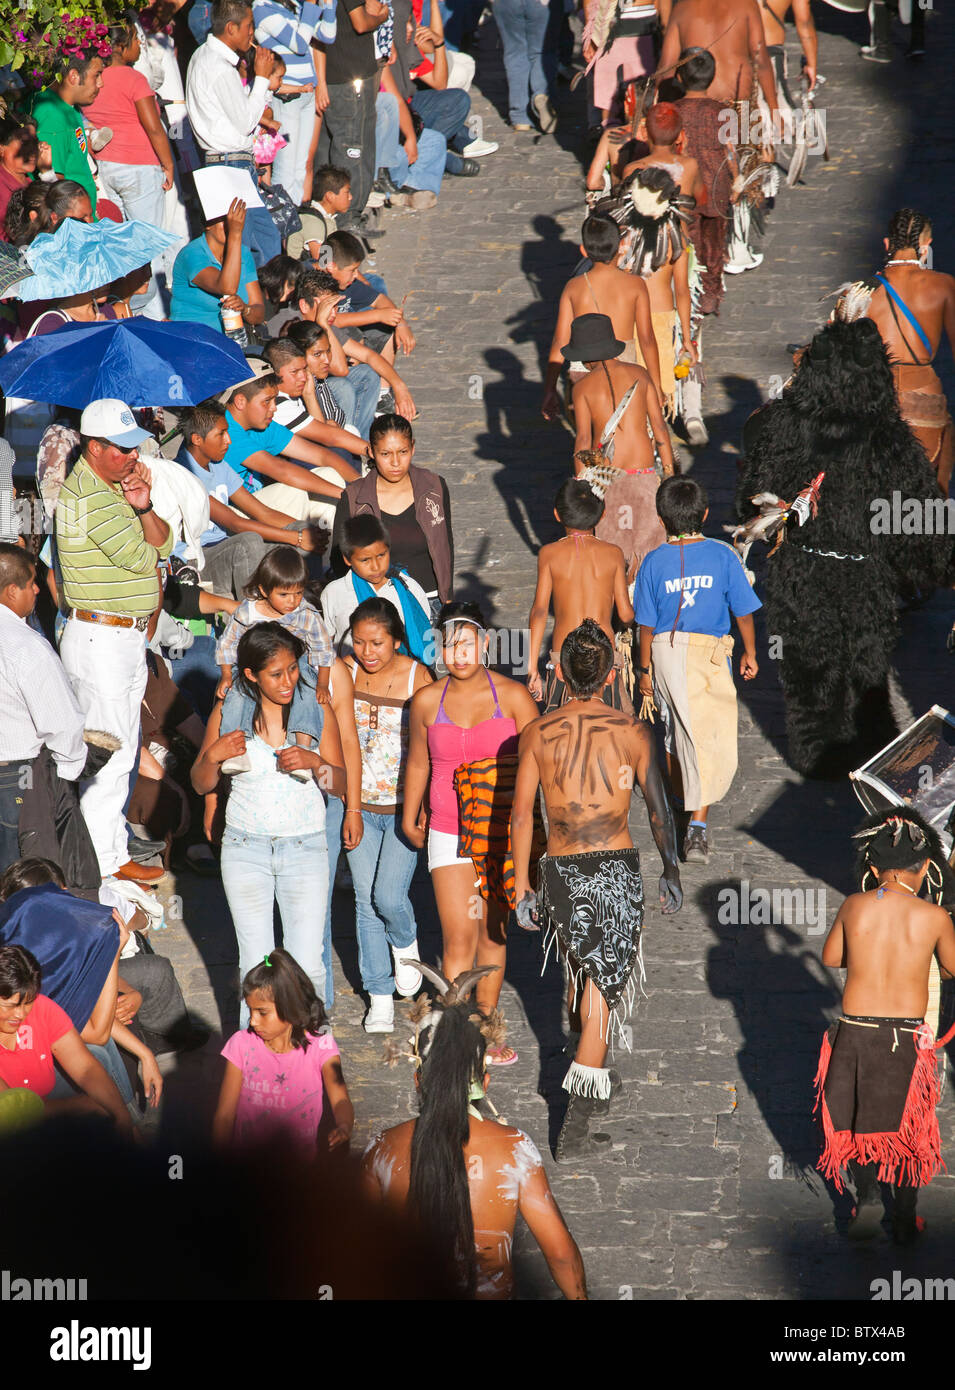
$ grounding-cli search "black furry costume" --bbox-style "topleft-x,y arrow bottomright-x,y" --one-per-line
736,319 -> 949,776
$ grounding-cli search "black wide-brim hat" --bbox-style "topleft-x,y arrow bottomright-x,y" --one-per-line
560,312 -> 627,362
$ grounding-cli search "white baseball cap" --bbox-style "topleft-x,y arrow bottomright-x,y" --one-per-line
80,399 -> 152,449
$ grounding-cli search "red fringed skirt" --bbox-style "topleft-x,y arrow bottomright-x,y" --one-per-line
814,1015 -> 945,1191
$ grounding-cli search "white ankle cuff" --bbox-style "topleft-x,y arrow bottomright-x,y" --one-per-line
563,1062 -> 611,1099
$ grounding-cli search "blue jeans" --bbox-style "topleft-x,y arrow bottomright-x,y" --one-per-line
96,161 -> 168,318
316,76 -> 378,220
325,362 -> 380,439
50,1038 -> 135,1107
168,633 -> 218,721
494,0 -> 553,125
346,810 -> 419,996
375,92 -> 447,196
221,826 -> 329,1025
323,793 -> 344,1008
410,88 -> 472,174
202,153 -> 280,268
220,657 -> 324,746
0,759 -> 29,874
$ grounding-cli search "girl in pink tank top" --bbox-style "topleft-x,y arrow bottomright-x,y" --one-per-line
403,604 -> 541,1065
426,670 -> 519,834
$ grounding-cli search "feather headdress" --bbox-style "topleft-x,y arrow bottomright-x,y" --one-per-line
852,808 -> 953,906
827,279 -> 877,324
594,166 -> 693,276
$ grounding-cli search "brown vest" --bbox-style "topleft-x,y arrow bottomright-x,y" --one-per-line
344,463 -> 453,603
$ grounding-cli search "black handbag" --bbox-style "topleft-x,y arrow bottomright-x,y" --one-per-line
261,182 -> 302,241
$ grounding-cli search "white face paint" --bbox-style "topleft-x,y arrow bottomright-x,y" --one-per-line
363,1133 -> 399,1193
496,1131 -> 543,1202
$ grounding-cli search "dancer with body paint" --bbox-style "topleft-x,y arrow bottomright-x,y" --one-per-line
511,620 -> 682,1162
362,966 -> 586,1299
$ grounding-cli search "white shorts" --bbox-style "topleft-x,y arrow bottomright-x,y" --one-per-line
427,828 -> 473,873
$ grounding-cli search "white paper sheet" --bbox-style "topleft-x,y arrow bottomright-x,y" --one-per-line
192,165 -> 265,221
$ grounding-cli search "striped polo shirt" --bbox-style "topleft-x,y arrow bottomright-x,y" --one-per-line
55,457 -> 174,620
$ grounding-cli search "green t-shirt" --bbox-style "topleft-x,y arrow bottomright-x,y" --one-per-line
31,91 -> 97,210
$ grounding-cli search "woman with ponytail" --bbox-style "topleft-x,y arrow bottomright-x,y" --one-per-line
362,968 -> 586,1299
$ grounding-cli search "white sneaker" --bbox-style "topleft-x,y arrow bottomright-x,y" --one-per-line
725,251 -> 764,274
461,137 -> 499,158
392,941 -> 422,997
685,417 -> 709,445
365,189 -> 387,208
221,754 -> 252,775
364,995 -> 395,1033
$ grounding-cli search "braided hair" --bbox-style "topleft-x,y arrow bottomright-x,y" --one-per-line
559,618 -> 614,698
886,208 -> 931,258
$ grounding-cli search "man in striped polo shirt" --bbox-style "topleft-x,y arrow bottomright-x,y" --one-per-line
56,399 -> 174,884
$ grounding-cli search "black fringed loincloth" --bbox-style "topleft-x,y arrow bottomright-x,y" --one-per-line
538,847 -> 645,1044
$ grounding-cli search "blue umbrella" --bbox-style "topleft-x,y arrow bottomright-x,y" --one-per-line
0,318 -> 252,408
16,218 -> 181,302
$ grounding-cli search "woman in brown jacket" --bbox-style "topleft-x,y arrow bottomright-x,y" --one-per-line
331,415 -> 453,612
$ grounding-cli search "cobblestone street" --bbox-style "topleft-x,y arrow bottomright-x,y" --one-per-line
156,6 -> 955,1299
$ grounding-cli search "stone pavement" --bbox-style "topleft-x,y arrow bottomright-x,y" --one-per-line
153,7 -> 955,1299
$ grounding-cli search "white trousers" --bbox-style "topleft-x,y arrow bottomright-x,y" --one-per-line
59,619 -> 147,877
253,466 -> 344,529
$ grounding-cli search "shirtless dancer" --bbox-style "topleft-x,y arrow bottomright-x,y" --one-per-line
674,47 -> 737,318
625,106 -> 708,441
623,102 -> 705,200
613,165 -> 697,435
362,970 -> 586,1297
512,619 -> 683,1161
568,312 -> 675,574
816,809 -> 955,1245
658,0 -> 778,114
857,209 -> 955,494
542,213 -> 662,417
659,0 -> 777,277
527,478 -> 635,711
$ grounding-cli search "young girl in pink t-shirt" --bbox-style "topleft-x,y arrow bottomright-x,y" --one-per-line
213,949 -> 353,1153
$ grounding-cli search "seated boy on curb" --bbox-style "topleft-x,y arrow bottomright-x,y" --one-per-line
264,337 -> 371,459
287,164 -> 352,260
294,268 -> 417,434
215,546 -> 335,778
320,514 -> 431,659
175,399 -> 319,600
319,230 -> 416,362
222,359 -> 354,533
526,478 -> 634,712
635,477 -> 759,864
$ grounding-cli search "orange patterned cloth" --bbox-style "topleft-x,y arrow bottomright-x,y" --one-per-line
453,754 -> 546,911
